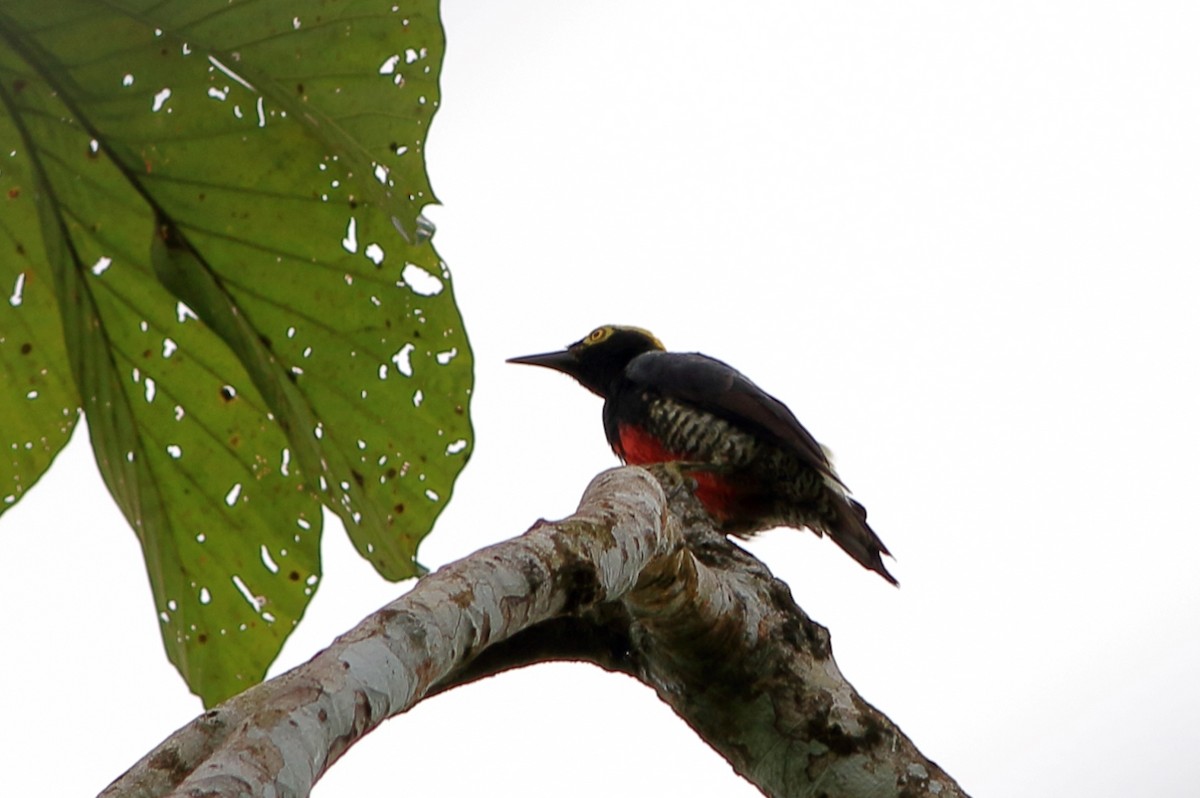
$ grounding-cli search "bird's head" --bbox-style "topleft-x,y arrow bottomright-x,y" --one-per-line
507,325 -> 665,396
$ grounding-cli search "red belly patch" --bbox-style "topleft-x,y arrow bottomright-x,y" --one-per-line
615,423 -> 742,523
616,423 -> 679,465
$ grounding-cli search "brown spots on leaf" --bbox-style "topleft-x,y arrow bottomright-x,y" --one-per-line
20,343 -> 32,355
15,243 -> 25,256
393,503 -> 405,514
197,633 -> 208,644
7,187 -> 19,199
143,349 -> 153,359
385,467 -> 398,480
288,570 -> 301,582
228,434 -> 241,448
11,79 -> 26,94
351,469 -> 365,487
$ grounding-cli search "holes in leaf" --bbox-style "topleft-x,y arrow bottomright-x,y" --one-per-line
208,55 -> 255,91
9,272 -> 25,306
231,575 -> 265,611
151,88 -> 172,112
400,263 -> 442,296
392,343 -> 415,377
341,217 -> 358,253
260,545 -> 279,574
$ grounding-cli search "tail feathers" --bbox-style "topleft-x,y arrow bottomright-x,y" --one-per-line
829,497 -> 898,586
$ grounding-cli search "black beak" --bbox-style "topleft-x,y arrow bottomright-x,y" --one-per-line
505,349 -> 578,375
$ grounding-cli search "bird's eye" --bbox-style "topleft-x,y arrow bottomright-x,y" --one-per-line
586,327 -> 609,344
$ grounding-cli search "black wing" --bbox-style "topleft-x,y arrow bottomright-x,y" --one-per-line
624,351 -> 843,486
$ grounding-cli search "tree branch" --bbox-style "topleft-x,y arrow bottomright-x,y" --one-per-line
101,466 -> 967,798
623,466 -> 966,796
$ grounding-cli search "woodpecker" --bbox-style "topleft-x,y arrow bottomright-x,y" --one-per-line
508,325 -> 897,585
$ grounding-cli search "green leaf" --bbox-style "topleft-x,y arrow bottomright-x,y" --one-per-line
0,152 -> 79,513
0,0 -> 472,705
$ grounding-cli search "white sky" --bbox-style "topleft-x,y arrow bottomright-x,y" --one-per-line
4,2 -> 1199,796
